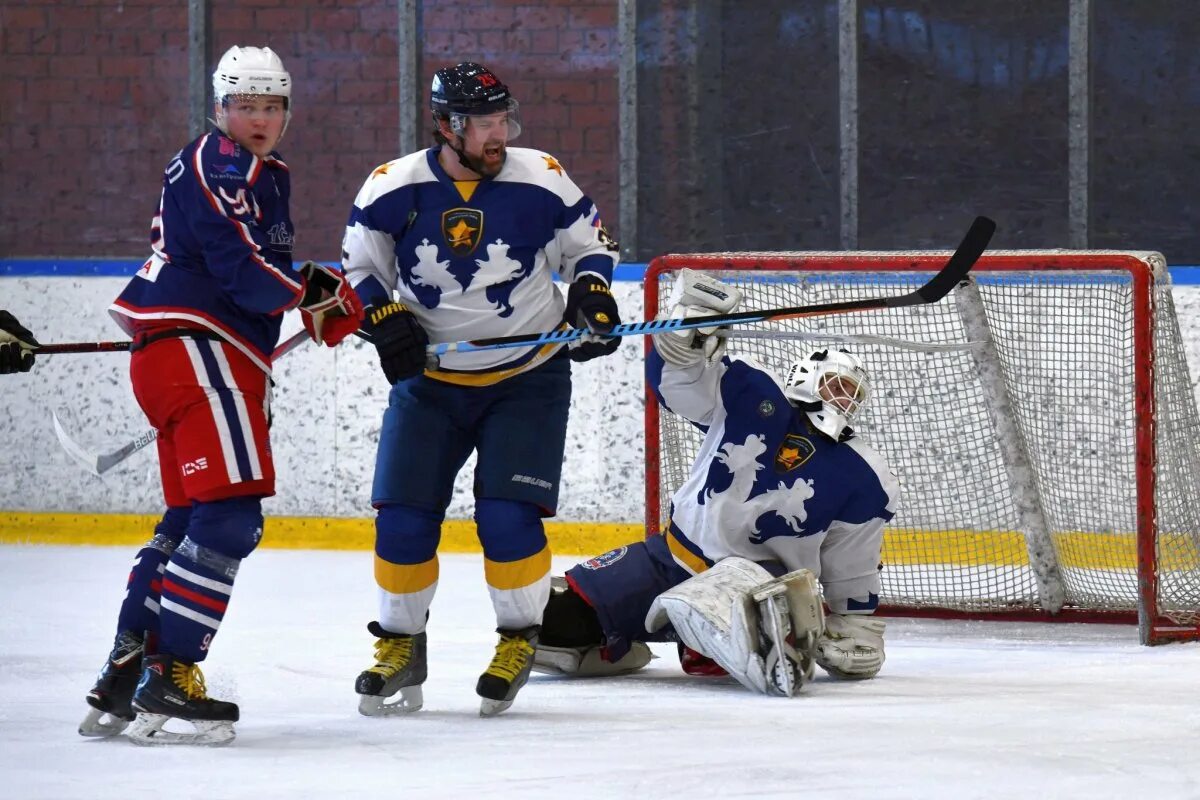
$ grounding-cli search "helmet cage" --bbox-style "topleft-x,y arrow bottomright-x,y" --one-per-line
782,349 -> 871,440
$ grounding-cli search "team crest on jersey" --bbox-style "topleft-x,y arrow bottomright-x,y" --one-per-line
442,207 -> 483,256
774,433 -> 815,472
758,399 -> 776,418
581,546 -> 628,570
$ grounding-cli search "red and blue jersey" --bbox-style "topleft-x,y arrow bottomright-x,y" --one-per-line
110,129 -> 305,373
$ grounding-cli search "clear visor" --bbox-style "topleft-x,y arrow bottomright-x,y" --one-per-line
448,98 -> 522,141
817,371 -> 868,419
219,93 -> 289,120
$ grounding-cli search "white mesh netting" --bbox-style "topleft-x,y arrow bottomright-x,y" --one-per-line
647,251 -> 1200,642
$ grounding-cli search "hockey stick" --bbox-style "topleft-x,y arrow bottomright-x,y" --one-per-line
428,215 -> 997,357
51,328 -> 313,476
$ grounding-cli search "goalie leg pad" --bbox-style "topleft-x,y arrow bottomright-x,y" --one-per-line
645,558 -> 823,697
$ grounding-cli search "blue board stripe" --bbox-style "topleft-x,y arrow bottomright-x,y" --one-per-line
4,259 -> 1200,284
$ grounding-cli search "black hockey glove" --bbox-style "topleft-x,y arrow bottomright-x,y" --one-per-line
0,310 -> 39,374
362,302 -> 430,384
563,277 -> 621,362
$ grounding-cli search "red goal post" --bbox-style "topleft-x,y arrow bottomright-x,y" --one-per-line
644,250 -> 1200,645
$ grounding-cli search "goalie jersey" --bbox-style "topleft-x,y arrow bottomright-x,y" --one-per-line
110,129 -> 304,374
650,350 -> 899,615
341,145 -> 619,384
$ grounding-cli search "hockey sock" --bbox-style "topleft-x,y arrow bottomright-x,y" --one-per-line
157,537 -> 240,663
114,506 -> 190,640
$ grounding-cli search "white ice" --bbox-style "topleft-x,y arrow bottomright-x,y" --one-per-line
3,545 -> 1199,800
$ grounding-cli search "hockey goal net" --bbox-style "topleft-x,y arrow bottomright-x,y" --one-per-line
644,251 -> 1200,645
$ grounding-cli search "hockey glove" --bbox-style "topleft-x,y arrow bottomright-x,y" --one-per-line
652,269 -> 743,367
563,276 -> 621,362
814,614 -> 886,680
297,261 -> 365,346
0,310 -> 39,374
363,302 -> 430,384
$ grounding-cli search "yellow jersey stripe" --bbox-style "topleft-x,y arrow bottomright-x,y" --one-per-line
666,529 -> 709,576
425,341 -> 563,387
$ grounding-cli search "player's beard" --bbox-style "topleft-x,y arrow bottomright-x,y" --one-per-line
464,141 -> 507,177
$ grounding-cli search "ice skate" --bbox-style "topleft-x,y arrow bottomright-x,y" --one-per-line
78,630 -> 143,738
476,625 -> 539,717
355,621 -> 427,716
126,654 -> 238,746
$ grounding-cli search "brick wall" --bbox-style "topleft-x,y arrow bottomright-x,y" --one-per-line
0,0 -> 621,260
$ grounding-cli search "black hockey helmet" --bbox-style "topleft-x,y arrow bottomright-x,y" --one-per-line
431,62 -> 514,117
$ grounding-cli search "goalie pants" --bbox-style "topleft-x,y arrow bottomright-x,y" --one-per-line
564,534 -> 693,661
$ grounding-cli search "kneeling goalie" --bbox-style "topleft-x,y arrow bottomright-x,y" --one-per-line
535,270 -> 897,695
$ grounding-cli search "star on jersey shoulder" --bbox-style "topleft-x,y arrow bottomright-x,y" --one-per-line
371,163 -> 390,178
542,155 -> 564,176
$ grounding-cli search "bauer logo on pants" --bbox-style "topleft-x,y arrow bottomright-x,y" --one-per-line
442,208 -> 483,256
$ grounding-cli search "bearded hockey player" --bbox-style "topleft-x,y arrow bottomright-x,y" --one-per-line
344,62 -> 622,717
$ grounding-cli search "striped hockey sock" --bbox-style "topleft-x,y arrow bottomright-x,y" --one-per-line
114,508 -> 189,639
157,537 -> 239,662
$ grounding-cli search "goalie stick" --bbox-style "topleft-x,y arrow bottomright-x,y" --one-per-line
51,328 -> 312,476
428,215 -> 997,357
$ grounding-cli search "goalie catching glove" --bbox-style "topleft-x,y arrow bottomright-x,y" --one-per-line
297,261 -> 365,346
652,269 -> 743,366
563,276 -> 621,362
0,311 -> 39,374
814,613 -> 886,680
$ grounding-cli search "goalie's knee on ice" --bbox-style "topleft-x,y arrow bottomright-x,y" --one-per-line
186,497 -> 263,559
645,558 -> 824,697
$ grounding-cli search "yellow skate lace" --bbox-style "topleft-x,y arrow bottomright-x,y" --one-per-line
171,661 -> 209,700
366,636 -> 414,678
484,634 -> 535,682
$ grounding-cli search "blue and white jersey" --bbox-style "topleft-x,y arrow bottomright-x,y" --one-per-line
110,129 -> 303,373
342,146 -> 619,384
650,349 -> 899,614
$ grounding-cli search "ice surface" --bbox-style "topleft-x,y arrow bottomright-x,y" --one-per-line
2,545 -> 1198,800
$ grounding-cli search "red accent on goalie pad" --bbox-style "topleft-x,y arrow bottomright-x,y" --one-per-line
130,337 -> 275,505
678,644 -> 728,677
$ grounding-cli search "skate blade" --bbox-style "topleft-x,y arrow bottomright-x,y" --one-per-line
479,697 -> 514,717
78,707 -> 131,738
126,713 -> 236,746
357,685 -> 423,716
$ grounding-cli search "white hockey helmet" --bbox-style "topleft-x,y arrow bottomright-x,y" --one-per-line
212,46 -> 292,136
782,348 -> 871,440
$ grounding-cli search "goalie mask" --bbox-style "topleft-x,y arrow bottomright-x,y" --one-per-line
782,349 -> 870,440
